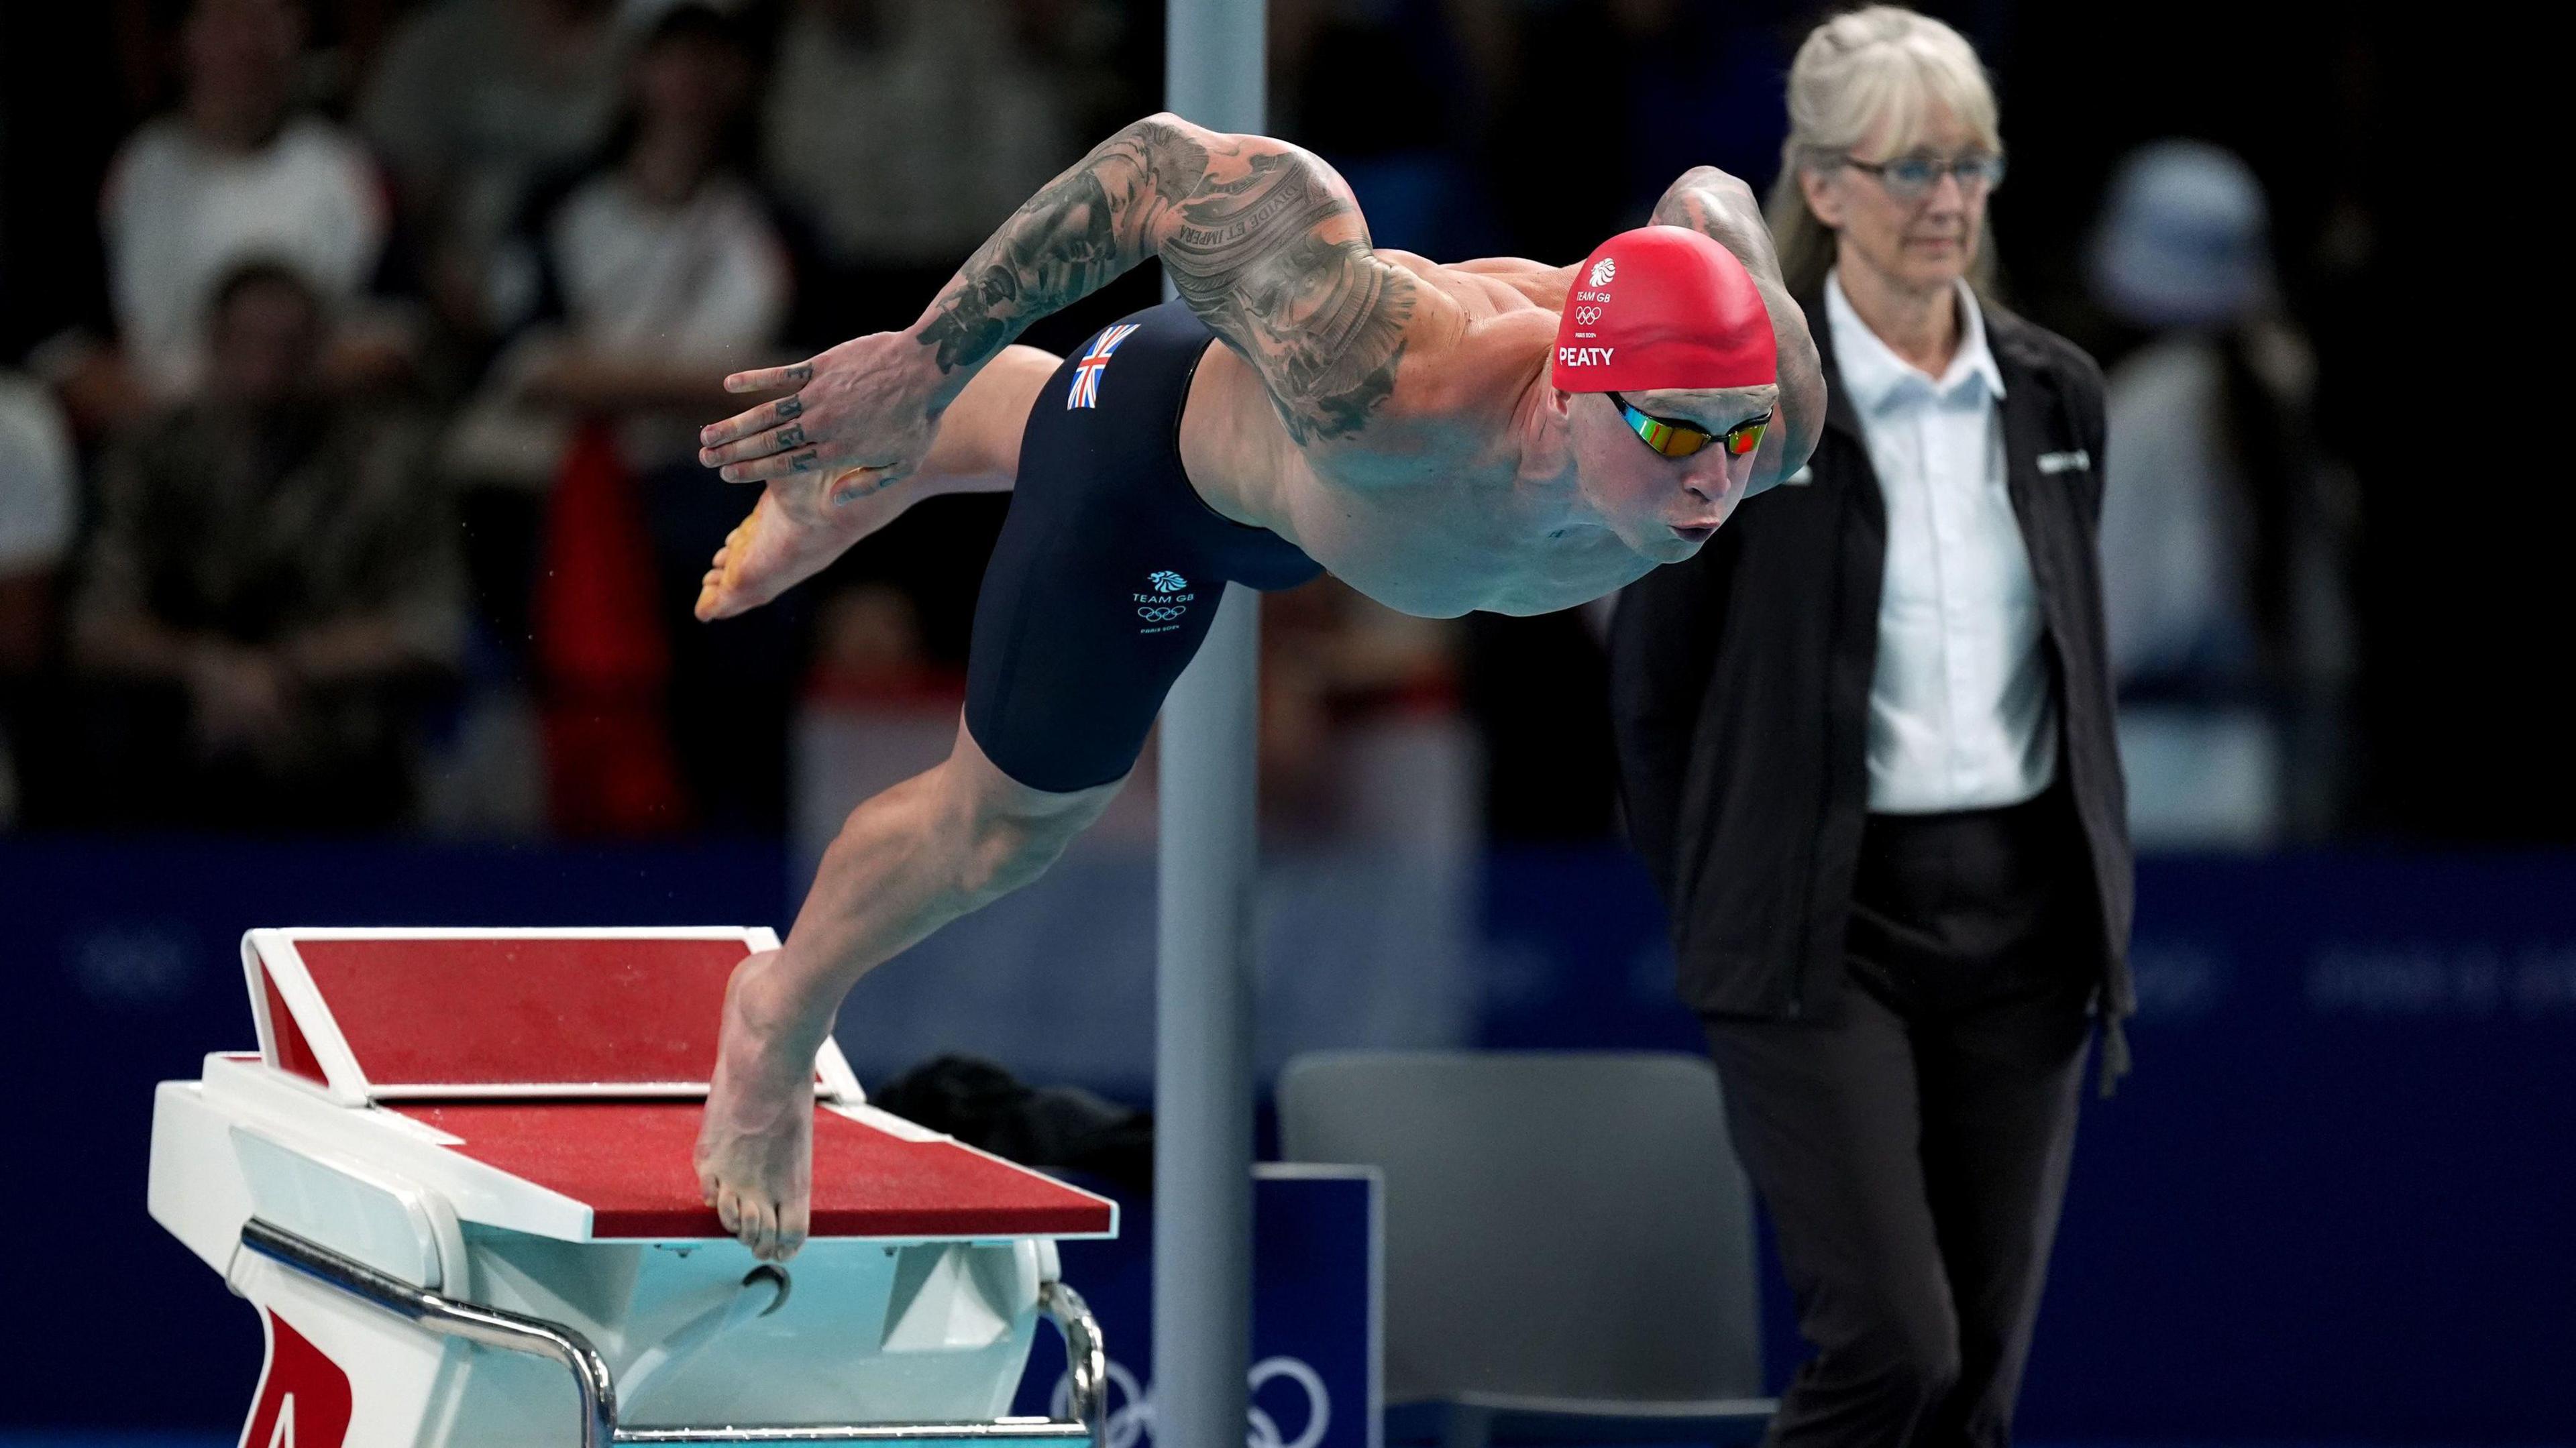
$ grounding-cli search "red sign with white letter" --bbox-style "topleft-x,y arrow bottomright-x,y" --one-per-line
241,1312 -> 352,1448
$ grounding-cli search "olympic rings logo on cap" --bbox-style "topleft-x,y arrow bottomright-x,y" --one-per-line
1138,605 -> 1187,624
1574,305 -> 1605,325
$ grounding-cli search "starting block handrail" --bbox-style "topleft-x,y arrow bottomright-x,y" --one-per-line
237,1217 -> 1104,1447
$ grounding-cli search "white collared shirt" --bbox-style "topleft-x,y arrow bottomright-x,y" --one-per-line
1826,271 -> 2059,814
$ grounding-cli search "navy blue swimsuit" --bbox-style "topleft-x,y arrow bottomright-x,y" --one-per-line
963,300 -> 1322,792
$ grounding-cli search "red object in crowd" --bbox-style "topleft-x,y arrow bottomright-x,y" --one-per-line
533,419 -> 688,834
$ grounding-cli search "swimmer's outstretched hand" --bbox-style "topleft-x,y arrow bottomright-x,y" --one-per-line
697,330 -> 947,500
692,331 -> 949,622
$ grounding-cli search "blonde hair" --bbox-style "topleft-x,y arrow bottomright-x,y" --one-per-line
1766,6 -> 2003,298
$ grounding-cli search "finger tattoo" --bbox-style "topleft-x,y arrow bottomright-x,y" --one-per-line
774,395 -> 803,421
784,364 -> 813,385
774,425 -> 806,449
787,449 -> 821,472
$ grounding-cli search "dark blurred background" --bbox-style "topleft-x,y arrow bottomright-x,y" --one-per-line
0,0 -> 2565,1442
0,0 -> 2553,848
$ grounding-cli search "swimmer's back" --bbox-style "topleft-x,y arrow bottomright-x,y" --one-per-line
1174,252 -> 1660,620
1175,249 -> 1567,506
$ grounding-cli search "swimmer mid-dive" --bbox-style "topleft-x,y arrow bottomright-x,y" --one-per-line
688,113 -> 1823,1260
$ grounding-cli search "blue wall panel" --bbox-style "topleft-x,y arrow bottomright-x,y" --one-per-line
2,836 -> 2568,1439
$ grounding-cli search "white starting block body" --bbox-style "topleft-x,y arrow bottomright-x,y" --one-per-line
148,928 -> 1116,1447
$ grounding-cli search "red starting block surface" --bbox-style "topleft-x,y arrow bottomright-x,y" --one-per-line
399,1101 -> 1115,1239
250,929 -> 848,1100
213,928 -> 1117,1243
297,935 -> 750,1089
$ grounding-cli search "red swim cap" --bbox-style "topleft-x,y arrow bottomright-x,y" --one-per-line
1552,225 -> 1776,394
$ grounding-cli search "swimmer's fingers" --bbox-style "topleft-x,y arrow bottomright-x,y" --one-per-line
714,447 -> 851,484
722,361 -> 814,396
716,452 -> 913,492
699,382 -> 810,451
698,411 -> 814,471
828,465 -> 900,506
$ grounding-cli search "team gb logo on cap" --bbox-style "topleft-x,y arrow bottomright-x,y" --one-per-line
1588,258 -> 1617,288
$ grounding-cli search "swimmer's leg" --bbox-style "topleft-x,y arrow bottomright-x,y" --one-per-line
696,713 -> 1120,1260
696,344 -> 1060,621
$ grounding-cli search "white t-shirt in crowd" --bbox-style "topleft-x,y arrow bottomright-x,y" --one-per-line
101,115 -> 388,398
1826,271 -> 2059,815
0,375 -> 76,575
547,174 -> 790,360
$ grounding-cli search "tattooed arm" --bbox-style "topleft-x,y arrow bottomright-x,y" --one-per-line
696,115 -> 1428,488
924,114 -> 1427,445
1651,167 -> 1825,490
1143,129 -> 1424,444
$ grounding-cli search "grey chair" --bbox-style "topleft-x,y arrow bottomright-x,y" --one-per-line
1278,1050 -> 1776,1448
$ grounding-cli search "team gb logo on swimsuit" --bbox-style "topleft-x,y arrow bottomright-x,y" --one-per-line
1136,570 -> 1195,634
1589,257 -> 1617,288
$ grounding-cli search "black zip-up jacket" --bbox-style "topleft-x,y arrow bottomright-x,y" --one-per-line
1609,290 -> 2136,1087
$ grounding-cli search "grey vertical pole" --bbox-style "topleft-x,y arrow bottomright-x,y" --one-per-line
1157,1 -> 1264,1445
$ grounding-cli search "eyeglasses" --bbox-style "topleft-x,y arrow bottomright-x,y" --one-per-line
1841,151 -> 2006,202
1607,392 -> 1770,460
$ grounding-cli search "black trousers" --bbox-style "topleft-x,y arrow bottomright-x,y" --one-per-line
1702,788 -> 2096,1448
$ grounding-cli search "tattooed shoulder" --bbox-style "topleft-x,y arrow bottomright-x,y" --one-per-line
1162,149 -> 1417,445
907,115 -> 1421,446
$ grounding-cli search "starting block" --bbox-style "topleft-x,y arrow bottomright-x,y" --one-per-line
148,927 -> 1117,1446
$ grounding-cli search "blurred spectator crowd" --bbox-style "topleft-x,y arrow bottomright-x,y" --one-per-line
0,0 -> 1164,836
0,0 -> 2404,848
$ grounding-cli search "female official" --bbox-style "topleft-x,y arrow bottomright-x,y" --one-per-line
1610,10 -> 2133,1444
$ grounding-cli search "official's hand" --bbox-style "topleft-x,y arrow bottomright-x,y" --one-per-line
696,331 -> 950,508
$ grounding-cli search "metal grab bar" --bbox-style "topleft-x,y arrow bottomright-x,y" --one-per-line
241,1217 -> 620,1445
1038,1280 -> 1108,1442
237,1217 -> 1104,1446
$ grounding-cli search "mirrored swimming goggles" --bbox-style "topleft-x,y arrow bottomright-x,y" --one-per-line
1607,392 -> 1771,459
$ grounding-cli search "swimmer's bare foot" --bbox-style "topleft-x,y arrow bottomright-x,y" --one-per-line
694,948 -> 818,1261
694,470 -> 917,622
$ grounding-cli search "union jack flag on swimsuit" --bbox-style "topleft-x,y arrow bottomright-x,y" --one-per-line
1067,323 -> 1142,410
